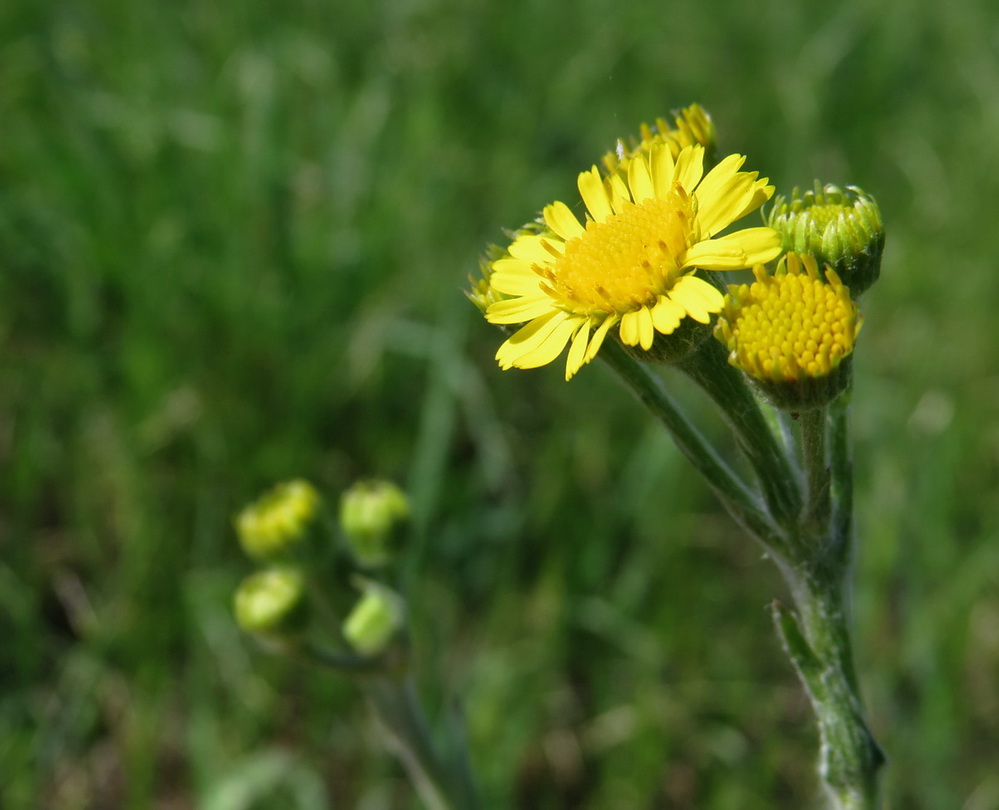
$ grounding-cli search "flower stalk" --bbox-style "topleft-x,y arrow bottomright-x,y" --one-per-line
362,674 -> 480,810
607,342 -> 884,806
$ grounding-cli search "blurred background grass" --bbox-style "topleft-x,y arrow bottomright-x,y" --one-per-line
2,0 -> 998,807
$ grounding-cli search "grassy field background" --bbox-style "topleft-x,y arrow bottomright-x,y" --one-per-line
2,0 -> 999,807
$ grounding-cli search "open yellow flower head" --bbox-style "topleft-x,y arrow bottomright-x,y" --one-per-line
602,104 -> 717,175
236,480 -> 321,560
484,144 -> 782,380
714,253 -> 862,410
768,183 -> 884,296
342,578 -> 405,657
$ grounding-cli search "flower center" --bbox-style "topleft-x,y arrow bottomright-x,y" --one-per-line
729,273 -> 855,379
543,191 -> 694,314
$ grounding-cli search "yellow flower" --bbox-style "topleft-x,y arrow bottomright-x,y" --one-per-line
484,144 -> 782,380
714,254 -> 861,409
602,104 -> 717,175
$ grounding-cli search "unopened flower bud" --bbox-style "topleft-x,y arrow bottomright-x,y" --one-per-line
233,567 -> 308,642
342,579 -> 405,657
714,254 -> 862,411
339,480 -> 410,568
236,480 -> 321,560
768,183 -> 884,296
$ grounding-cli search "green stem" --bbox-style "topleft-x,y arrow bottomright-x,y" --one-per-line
675,339 -> 803,529
600,340 -> 778,545
799,407 -> 831,538
363,675 -> 480,810
774,564 -> 885,809
775,392 -> 884,807
830,395 -> 853,553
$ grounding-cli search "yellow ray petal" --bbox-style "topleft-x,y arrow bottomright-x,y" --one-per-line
490,258 -> 537,280
682,228 -> 782,270
583,315 -> 617,363
543,201 -> 585,241
668,275 -> 723,322
619,307 -> 655,349
650,144 -> 677,197
486,296 -> 557,324
627,153 -> 655,204
489,270 -> 544,297
673,145 -> 705,193
607,173 -> 631,214
564,322 -> 592,380
578,167 -> 613,222
650,296 -> 685,334
693,153 -> 746,204
496,311 -> 564,367
505,316 -> 580,370
508,234 -> 562,264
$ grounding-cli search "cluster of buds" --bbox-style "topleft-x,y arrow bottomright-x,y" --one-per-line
232,477 -> 410,660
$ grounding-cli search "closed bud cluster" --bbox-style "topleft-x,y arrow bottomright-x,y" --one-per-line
339,480 -> 410,568
768,183 -> 884,296
602,104 -> 717,174
236,480 -> 321,560
342,579 -> 406,657
714,254 -> 862,411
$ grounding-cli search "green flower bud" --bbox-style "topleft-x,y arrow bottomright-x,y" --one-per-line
714,254 -> 862,411
342,579 -> 405,657
339,480 -> 409,568
233,567 -> 308,643
236,480 -> 321,560
767,183 -> 884,296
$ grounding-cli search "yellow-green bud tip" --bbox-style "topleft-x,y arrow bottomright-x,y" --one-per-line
714,254 -> 862,410
339,480 -> 410,567
342,579 -> 405,657
236,480 -> 321,560
767,182 -> 884,296
233,567 -> 308,639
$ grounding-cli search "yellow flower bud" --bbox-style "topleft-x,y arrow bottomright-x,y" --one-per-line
339,480 -> 409,567
235,480 -> 321,560
342,579 -> 405,657
233,567 -> 308,642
